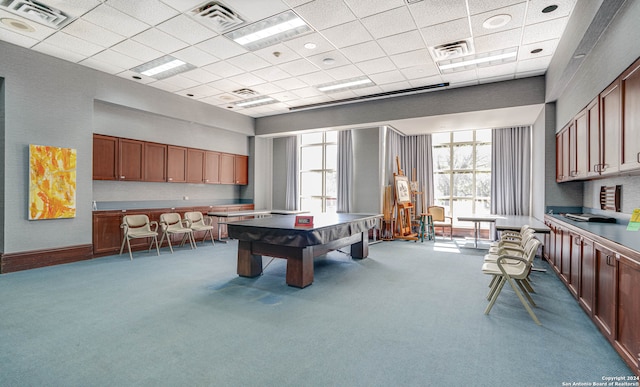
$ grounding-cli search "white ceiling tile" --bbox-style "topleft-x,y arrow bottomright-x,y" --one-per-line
327,90 -> 358,99
111,39 -> 163,62
157,74 -> 200,89
320,20 -> 372,49
467,0 -> 524,15
409,0 -> 468,28
203,61 -> 244,78
272,77 -> 309,90
291,87 -> 324,99
389,49 -> 431,69
252,66 -> 292,82
343,0 -> 405,18
295,0 -> 357,30
377,30 -> 426,56
158,0 -> 206,13
32,42 -> 87,63
516,55 -> 552,73
279,58 -> 321,76
297,71 -> 335,86
227,53 -> 272,72
117,70 -> 156,84
361,7 -> 417,39
356,57 -> 397,75
156,15 -> 217,45
0,10 -> 57,40
477,61 -> 517,78
180,68 -> 221,83
473,28 -> 521,53
226,0 -> 290,22
470,3 -> 526,37
400,63 -> 440,80
270,90 -> 299,102
208,78 -> 244,92
306,51 -> 350,70
132,28 -> 190,54
325,64 -> 364,80
89,49 -> 142,70
148,79 -> 184,92
408,75 -> 445,88
526,0 -> 576,24
181,83 -> 220,98
442,69 -> 478,84
80,56 -> 126,74
43,32 -> 104,57
420,18 -> 472,47
351,85 -> 383,96
368,70 -> 406,85
284,32 -> 335,56
522,18 -> 568,45
228,72 -> 267,87
519,39 -> 558,60
341,41 -> 385,63
0,25 -> 40,48
62,19 -> 125,48
253,43 -> 302,65
172,46 -> 219,67
42,0 -> 102,17
196,36 -> 248,60
251,82 -> 285,95
83,4 -> 150,37
106,0 -> 179,26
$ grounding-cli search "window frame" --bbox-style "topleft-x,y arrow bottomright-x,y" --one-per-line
298,131 -> 337,213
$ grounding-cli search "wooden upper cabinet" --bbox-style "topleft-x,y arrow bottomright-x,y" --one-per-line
586,97 -> 601,177
600,80 -> 621,175
187,148 -> 205,183
620,57 -> 640,171
144,142 -> 167,182
556,126 -> 570,182
167,145 -> 187,183
572,108 -> 588,180
118,138 -> 144,181
93,134 -> 118,180
204,151 -> 220,184
235,155 -> 248,185
220,153 -> 235,184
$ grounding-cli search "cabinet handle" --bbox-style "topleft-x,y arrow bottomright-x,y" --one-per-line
570,170 -> 577,177
637,152 -> 640,163
168,177 -> 173,181
120,175 -> 125,179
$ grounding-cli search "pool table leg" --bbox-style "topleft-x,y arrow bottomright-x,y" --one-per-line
286,247 -> 314,288
350,232 -> 369,259
237,240 -> 263,278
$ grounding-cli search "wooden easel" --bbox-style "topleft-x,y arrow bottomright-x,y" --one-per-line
394,157 -> 418,241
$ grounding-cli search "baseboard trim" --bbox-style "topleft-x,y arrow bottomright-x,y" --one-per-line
1,244 -> 93,274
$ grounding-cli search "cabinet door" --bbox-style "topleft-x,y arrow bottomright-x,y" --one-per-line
220,153 -> 235,184
187,149 -> 205,183
620,58 -> 640,171
572,109 -> 588,179
92,211 -> 123,256
594,243 -> 617,339
553,226 -> 563,273
579,236 -> 595,315
556,127 -> 570,182
144,142 -> 167,182
204,151 -> 220,184
561,228 -> 572,284
556,132 -> 564,182
601,80 -> 621,175
119,138 -> 144,181
568,232 -> 582,297
615,253 -> 640,372
235,155 -> 248,185
586,97 -> 601,177
167,146 -> 187,183
93,134 -> 118,180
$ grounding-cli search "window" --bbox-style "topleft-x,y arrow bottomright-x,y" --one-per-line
299,131 -> 337,213
432,129 -> 491,228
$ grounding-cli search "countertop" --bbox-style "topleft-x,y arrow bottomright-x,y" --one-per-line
547,214 -> 640,254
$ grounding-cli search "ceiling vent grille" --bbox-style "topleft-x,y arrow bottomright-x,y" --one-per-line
0,0 -> 72,28
429,39 -> 474,61
232,88 -> 259,97
190,1 -> 244,33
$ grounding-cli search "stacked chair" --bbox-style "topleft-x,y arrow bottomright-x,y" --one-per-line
159,213 -> 196,253
184,211 -> 215,247
481,225 -> 543,325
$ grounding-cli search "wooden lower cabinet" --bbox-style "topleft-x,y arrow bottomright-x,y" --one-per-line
92,211 -> 124,256
544,216 -> 640,375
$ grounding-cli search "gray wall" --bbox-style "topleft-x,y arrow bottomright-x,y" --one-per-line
352,127 -> 383,213
272,137 -> 288,211
531,107 -> 546,219
0,41 -> 253,254
0,77 -> 5,251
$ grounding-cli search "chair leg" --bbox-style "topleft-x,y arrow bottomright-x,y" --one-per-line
505,275 -> 541,325
521,277 -> 535,293
485,277 -> 506,314
516,279 -> 537,307
204,229 -> 215,246
126,238 -> 133,260
151,236 -> 160,256
119,236 -> 127,256
166,233 -> 174,253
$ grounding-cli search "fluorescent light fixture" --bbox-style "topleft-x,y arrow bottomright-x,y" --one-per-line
131,55 -> 195,80
437,48 -> 517,73
316,77 -> 374,93
224,10 -> 311,51
235,96 -> 277,108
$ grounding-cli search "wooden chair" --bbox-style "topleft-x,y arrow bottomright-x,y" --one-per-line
427,206 -> 453,239
119,214 -> 160,260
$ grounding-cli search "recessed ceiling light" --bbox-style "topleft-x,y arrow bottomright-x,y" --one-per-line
322,58 -> 336,65
131,55 -> 195,80
316,77 -> 374,93
186,93 -> 194,97
304,42 -> 316,49
224,10 -> 311,51
531,48 -> 543,54
542,5 -> 558,13
482,14 -> 511,29
1,17 -> 35,32
132,75 -> 142,80
437,48 -> 518,72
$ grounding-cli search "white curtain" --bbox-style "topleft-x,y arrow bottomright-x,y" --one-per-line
285,136 -> 298,210
491,126 -> 531,215
337,130 -> 353,213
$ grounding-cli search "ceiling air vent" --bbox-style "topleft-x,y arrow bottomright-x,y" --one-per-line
429,39 -> 474,61
232,88 -> 259,97
0,0 -> 72,28
190,1 -> 244,33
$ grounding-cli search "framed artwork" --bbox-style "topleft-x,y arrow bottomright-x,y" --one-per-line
29,144 -> 77,220
394,175 -> 411,205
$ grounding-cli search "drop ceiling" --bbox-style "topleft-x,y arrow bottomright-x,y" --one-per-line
0,0 -> 577,133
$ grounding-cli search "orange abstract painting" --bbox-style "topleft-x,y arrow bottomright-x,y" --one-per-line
29,144 -> 77,220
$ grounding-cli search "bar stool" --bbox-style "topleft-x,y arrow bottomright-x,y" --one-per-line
418,213 -> 435,242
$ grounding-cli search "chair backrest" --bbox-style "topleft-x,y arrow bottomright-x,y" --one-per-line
523,238 -> 541,263
123,214 -> 151,231
427,206 -> 446,222
184,211 -> 205,226
160,213 -> 183,230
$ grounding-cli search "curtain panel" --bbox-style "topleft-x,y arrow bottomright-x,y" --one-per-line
337,130 -> 353,213
491,126 -> 531,215
285,136 -> 299,210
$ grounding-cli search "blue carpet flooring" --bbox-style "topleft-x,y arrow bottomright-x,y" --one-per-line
0,238 -> 633,386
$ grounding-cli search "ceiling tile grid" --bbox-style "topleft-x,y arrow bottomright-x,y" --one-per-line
0,0 -> 578,117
